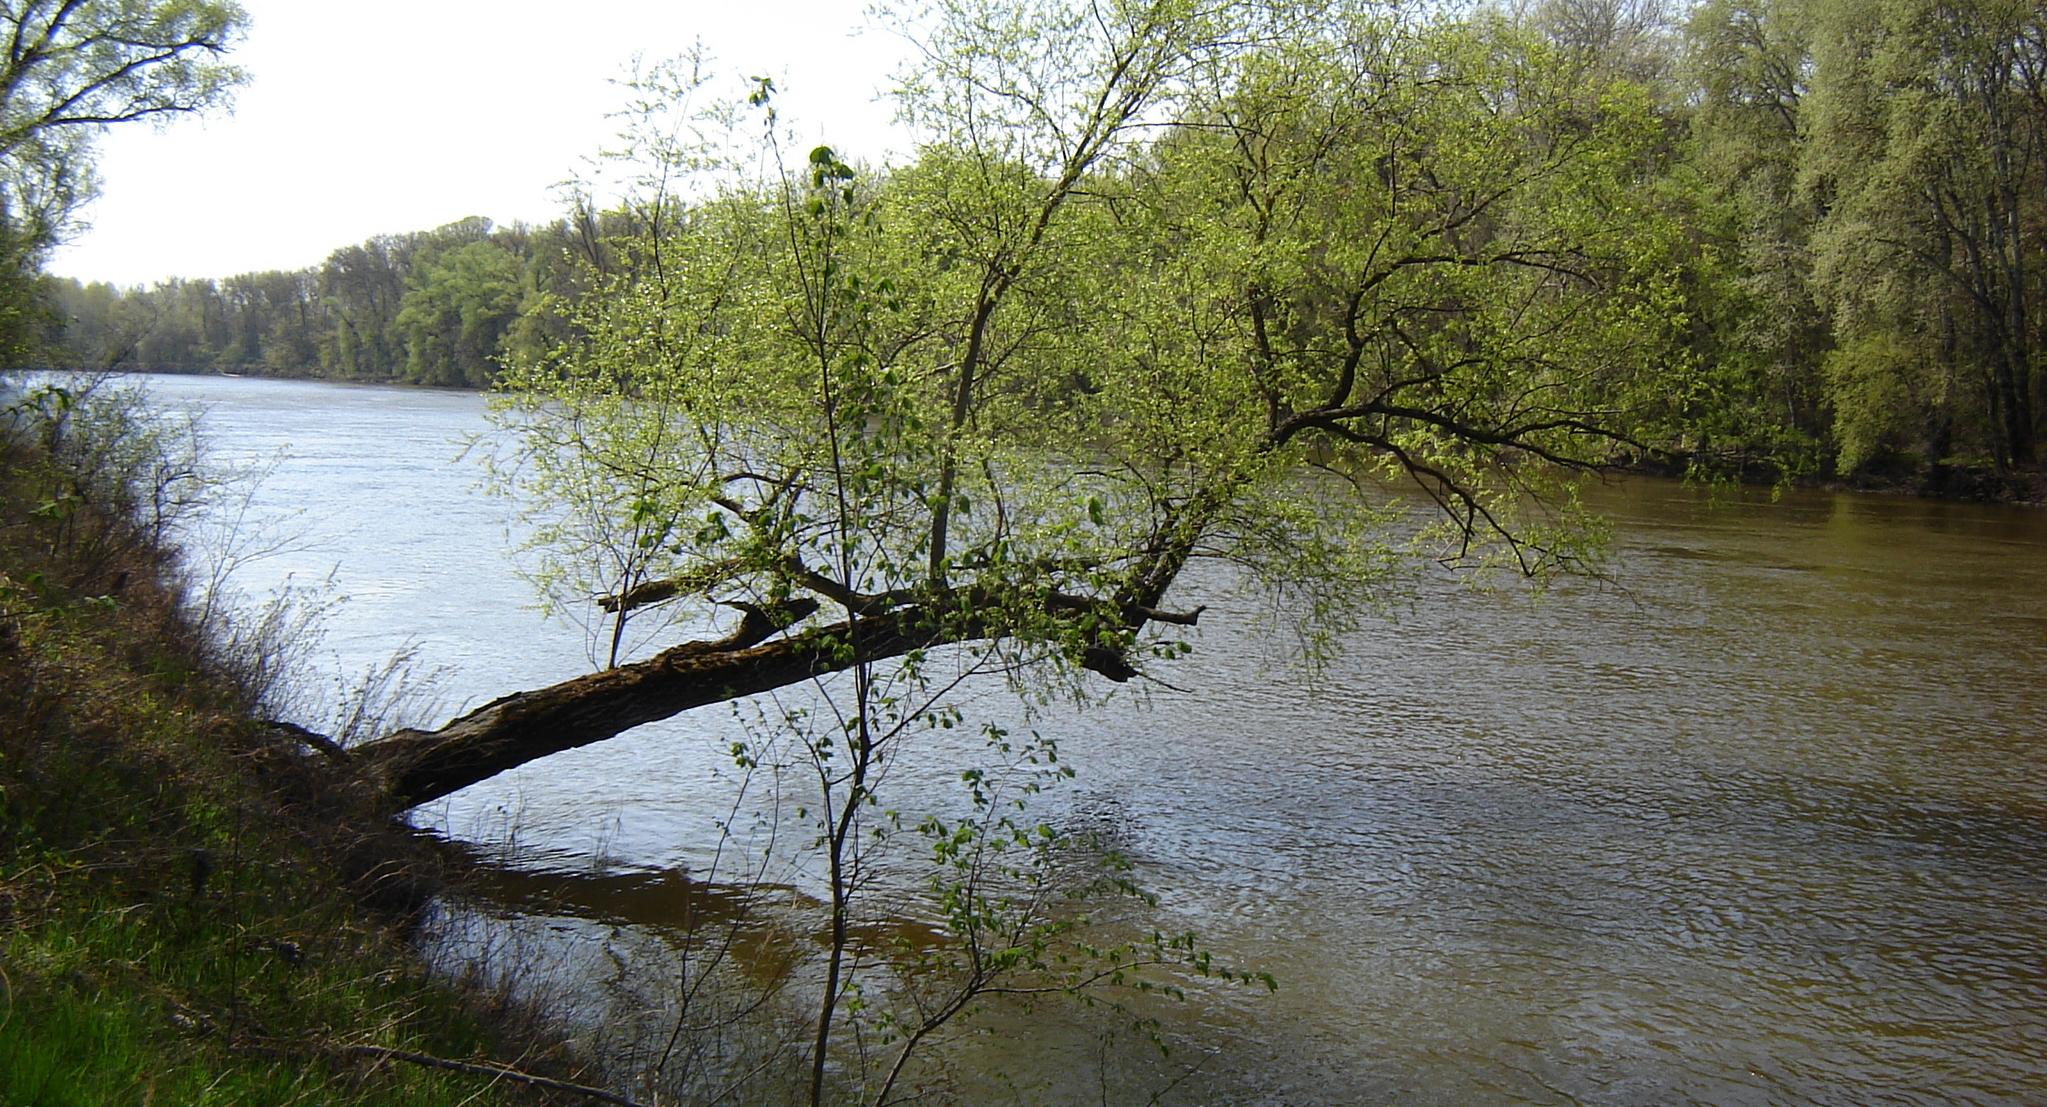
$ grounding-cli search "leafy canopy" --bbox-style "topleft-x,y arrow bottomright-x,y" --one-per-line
0,0 -> 246,361
494,0 -> 1698,682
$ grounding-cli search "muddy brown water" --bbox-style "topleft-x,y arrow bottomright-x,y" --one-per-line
140,374 -> 2046,1104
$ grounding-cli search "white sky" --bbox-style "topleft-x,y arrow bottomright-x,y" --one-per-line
46,0 -> 913,288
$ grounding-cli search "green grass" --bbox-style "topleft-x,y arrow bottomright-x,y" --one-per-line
0,884 -> 517,1107
0,415 -> 585,1105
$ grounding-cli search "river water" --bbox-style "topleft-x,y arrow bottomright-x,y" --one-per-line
134,374 -> 2046,1104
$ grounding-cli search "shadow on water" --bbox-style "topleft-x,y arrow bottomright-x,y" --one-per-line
428,833 -> 956,967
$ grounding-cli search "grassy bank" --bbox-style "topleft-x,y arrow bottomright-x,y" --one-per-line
0,381 -> 602,1106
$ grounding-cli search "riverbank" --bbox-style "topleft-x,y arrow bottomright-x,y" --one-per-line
0,384 -> 604,1105
1625,447 -> 2047,506
1833,458 -> 2047,505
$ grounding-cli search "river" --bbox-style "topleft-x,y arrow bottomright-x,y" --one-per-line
133,373 -> 2046,1105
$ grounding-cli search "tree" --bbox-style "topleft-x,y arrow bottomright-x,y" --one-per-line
393,233 -> 523,386
350,0 -> 1694,820
0,0 -> 246,359
31,215 -> 583,382
318,237 -> 410,378
1529,0 -> 1683,91
1676,0 -> 1831,467
1802,0 -> 2045,473
327,8 -> 1705,1097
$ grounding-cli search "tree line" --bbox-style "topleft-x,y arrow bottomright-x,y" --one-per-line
33,212 -> 605,387
20,0 -> 2047,488
1679,0 -> 2044,483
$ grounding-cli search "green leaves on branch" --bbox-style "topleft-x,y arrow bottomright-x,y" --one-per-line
492,0 -> 1700,693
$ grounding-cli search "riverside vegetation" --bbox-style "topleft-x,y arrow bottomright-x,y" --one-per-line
18,0 -> 2047,496
0,374 -> 1269,1104
0,11 -> 615,1104
4,0 -> 2045,1103
0,377 -> 640,1106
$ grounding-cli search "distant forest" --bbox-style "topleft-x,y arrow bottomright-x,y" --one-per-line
37,212 -> 606,389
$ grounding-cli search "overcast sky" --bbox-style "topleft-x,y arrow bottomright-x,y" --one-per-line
47,0 -> 912,288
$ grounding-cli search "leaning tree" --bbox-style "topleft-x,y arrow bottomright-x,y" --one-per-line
342,0 -> 1699,812
264,3 -> 1716,1099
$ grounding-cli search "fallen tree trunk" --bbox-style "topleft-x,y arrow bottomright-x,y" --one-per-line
352,591 -> 1186,812
354,597 -> 904,810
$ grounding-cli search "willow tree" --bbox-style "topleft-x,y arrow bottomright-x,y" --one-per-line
352,0 -> 1694,811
